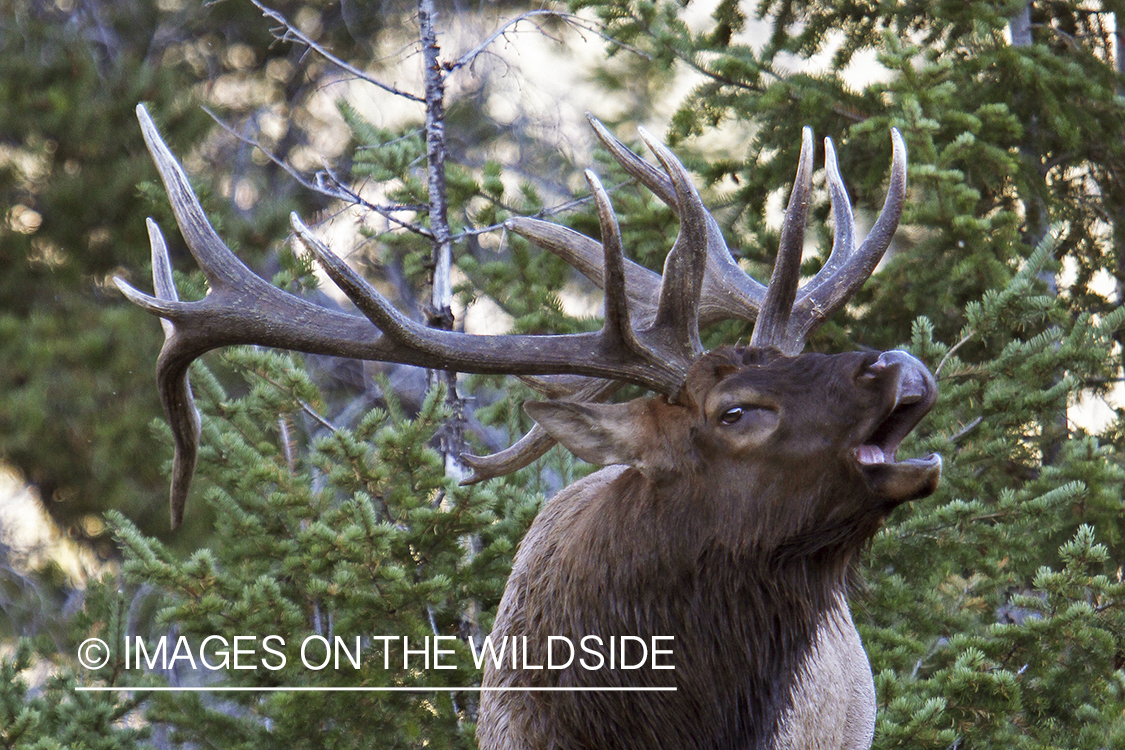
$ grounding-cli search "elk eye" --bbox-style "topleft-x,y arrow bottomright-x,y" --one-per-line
720,407 -> 744,425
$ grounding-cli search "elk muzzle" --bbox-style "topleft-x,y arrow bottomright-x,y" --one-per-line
852,350 -> 941,504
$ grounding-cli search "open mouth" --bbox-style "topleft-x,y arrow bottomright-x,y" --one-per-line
852,351 -> 940,472
854,400 -> 931,466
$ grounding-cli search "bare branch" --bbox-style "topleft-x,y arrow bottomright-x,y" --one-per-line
949,416 -> 983,443
248,0 -> 425,103
418,0 -> 455,316
448,10 -> 651,74
936,328 -> 976,378
202,107 -> 433,238
418,0 -> 469,482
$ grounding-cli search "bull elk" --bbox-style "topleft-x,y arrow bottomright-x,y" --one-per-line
118,103 -> 940,749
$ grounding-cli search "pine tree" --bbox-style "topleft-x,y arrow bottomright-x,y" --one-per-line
0,0 -> 363,541
105,352 -> 533,747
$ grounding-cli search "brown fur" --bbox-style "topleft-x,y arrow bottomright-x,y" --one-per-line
478,346 -> 940,750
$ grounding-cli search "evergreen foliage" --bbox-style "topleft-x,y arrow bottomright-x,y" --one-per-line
863,236 -> 1125,746
0,0 -> 209,540
0,596 -> 147,749
0,0 -> 351,540
3,1 -> 1125,747
102,352 -> 532,747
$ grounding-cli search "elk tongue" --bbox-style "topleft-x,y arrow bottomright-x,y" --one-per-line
855,444 -> 886,464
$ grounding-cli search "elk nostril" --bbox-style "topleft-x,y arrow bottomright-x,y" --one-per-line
860,359 -> 886,379
877,350 -> 928,370
872,351 -> 904,371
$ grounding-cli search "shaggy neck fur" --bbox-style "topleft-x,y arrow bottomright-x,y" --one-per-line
479,464 -> 880,750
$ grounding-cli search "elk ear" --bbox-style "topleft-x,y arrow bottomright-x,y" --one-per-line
524,401 -> 647,468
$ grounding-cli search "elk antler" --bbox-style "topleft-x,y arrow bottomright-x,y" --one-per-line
118,104 -> 905,527
463,121 -> 907,482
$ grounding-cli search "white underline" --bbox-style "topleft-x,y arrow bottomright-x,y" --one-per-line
76,686 -> 677,693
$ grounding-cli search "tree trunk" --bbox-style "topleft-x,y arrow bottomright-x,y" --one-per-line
418,0 -> 468,483
1010,1 -> 1065,466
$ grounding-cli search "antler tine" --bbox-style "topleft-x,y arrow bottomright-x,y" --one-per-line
503,165 -> 652,336
460,378 -> 622,484
457,172 -> 635,486
587,115 -> 765,327
289,213 -> 429,355
136,106 -> 251,288
511,119 -> 768,334
516,374 -> 598,399
504,218 -> 661,326
791,129 -> 907,341
115,219 -> 202,528
750,127 -> 814,354
586,115 -> 677,208
815,136 -> 857,280
146,219 -> 178,337
461,425 -> 556,484
585,169 -> 636,352
637,126 -> 707,362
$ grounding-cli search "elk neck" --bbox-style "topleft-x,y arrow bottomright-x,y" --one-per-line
525,463 -> 878,748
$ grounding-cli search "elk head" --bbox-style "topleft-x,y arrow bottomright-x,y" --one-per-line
529,346 -> 939,551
